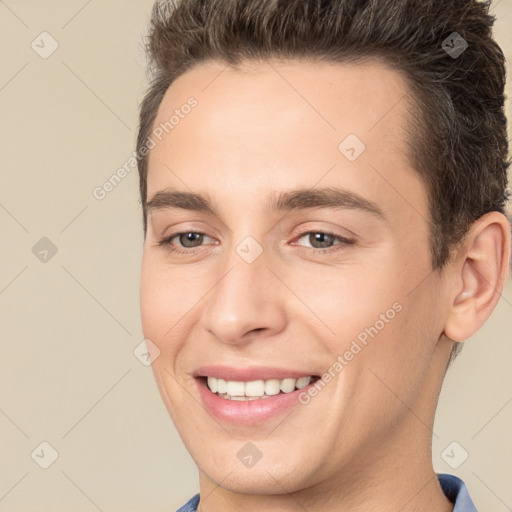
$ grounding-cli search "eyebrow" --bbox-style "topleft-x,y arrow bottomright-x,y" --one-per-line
146,186 -> 385,219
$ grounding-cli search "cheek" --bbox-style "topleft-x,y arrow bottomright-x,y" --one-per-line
140,261 -> 166,339
286,258 -> 428,386
140,256 -> 187,347
284,263 -> 400,342
140,255 -> 214,370
356,288 -> 441,415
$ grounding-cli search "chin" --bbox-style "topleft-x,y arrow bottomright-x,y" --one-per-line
206,469 -> 302,495
196,453 -> 311,495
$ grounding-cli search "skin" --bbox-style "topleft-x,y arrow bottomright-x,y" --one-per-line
139,58 -> 510,511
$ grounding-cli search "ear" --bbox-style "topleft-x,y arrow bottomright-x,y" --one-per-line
443,212 -> 511,343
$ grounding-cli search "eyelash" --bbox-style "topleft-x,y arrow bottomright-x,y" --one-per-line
157,229 -> 354,256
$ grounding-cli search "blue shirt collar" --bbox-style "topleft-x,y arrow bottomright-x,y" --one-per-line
438,473 -> 478,511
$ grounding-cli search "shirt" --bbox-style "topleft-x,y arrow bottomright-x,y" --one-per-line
175,473 -> 477,511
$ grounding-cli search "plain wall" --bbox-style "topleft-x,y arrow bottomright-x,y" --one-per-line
0,1 -> 510,510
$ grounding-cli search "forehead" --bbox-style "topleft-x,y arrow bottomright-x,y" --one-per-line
146,58 -> 425,222
151,58 -> 413,142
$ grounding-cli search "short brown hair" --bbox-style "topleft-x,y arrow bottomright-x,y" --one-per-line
137,0 -> 509,364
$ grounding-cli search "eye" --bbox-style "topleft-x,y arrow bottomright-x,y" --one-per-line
293,230 -> 354,253
157,229 -> 354,256
158,231 -> 215,254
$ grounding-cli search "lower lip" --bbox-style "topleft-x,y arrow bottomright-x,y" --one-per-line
195,378 -> 315,425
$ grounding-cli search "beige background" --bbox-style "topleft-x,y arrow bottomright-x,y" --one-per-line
0,1 -> 510,510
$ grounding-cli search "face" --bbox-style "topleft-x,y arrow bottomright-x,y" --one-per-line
140,59 -> 453,497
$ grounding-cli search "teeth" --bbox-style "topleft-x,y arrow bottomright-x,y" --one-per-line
207,376 -> 217,393
226,380 -> 245,396
264,379 -> 281,396
296,376 -> 311,389
245,380 -> 265,396
205,376 -> 313,400
280,378 -> 296,393
217,378 -> 227,394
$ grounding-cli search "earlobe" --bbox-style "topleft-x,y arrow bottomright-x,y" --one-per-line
443,212 -> 511,343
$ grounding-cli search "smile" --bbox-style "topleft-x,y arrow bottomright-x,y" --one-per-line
205,375 -> 319,400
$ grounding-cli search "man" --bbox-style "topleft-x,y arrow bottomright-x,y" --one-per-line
137,0 -> 510,510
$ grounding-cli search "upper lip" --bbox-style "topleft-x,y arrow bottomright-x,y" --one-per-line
193,365 -> 318,382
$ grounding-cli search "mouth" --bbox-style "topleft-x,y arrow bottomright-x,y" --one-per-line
199,375 -> 321,401
192,365 -> 323,424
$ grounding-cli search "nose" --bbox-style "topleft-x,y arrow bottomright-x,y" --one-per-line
199,246 -> 287,347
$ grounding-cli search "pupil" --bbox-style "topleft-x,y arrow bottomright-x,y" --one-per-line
182,233 -> 201,247
312,233 -> 331,248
